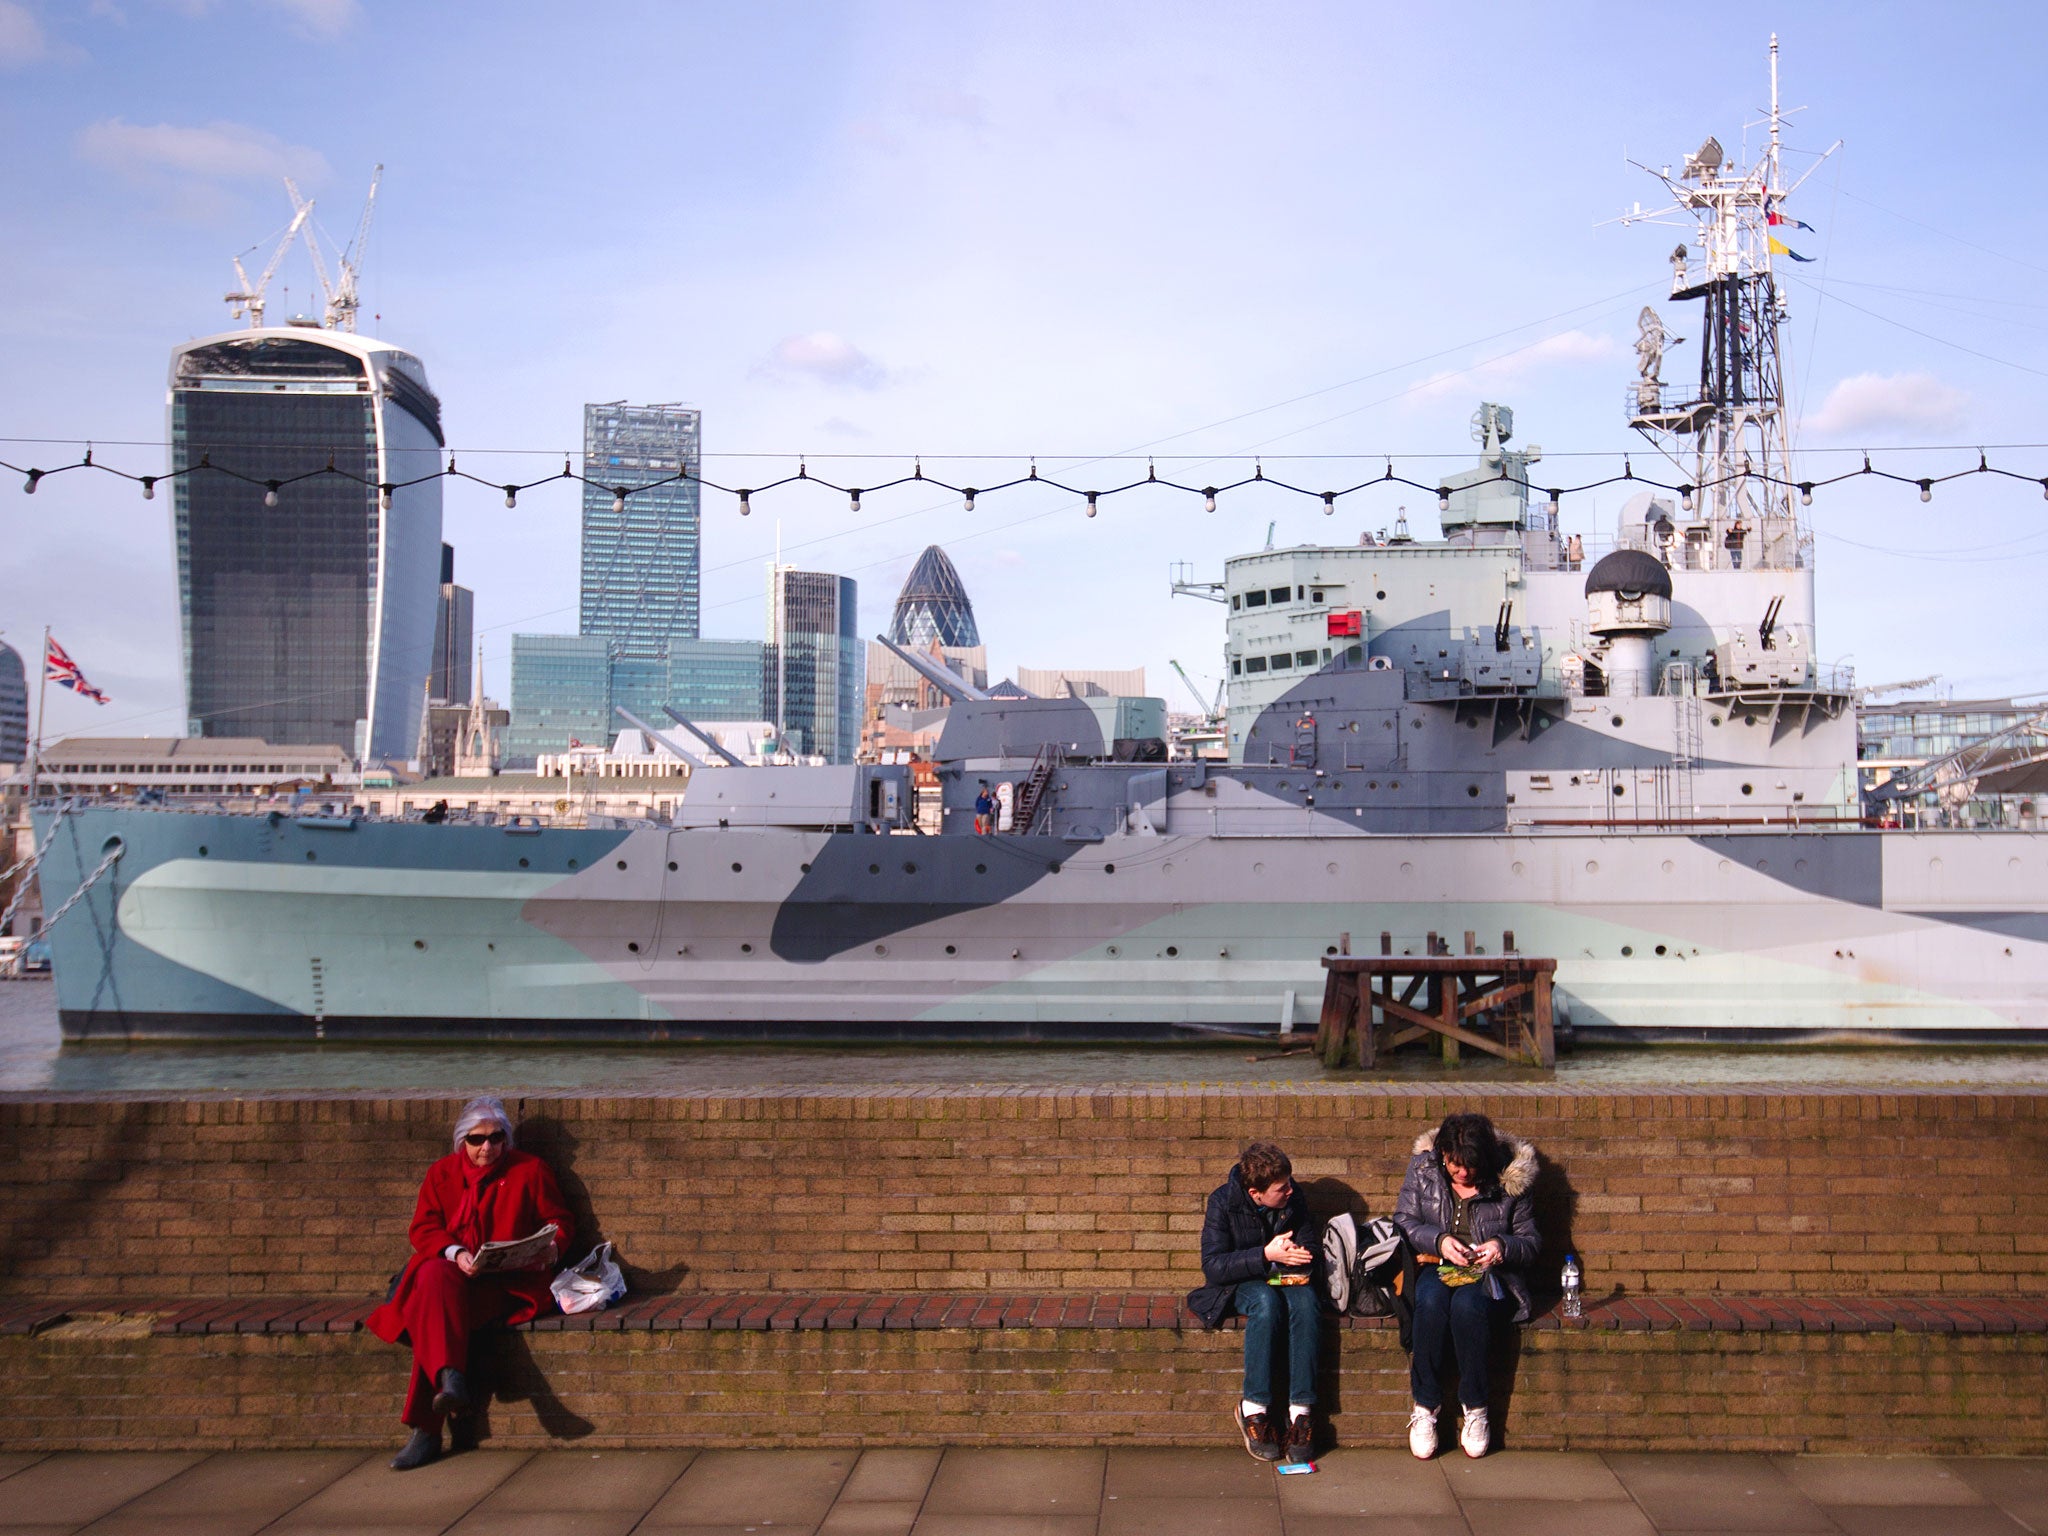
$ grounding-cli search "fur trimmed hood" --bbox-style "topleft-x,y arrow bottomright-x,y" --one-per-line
1410,1127 -> 1538,1198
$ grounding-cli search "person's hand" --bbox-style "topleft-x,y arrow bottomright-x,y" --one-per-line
1439,1236 -> 1474,1267
1264,1230 -> 1313,1266
1470,1239 -> 1505,1270
454,1249 -> 480,1278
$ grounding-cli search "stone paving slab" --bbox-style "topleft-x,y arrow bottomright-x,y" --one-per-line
0,1447 -> 2047,1533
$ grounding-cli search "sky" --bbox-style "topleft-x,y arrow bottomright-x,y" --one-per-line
4,0 -> 2046,743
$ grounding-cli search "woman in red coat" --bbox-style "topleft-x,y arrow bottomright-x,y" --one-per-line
366,1096 -> 574,1470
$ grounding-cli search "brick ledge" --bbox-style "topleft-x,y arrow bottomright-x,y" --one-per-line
7,1292 -> 2047,1340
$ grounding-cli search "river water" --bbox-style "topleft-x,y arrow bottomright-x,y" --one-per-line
5,981 -> 2047,1096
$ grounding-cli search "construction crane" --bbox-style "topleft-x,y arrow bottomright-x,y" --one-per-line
1169,659 -> 1224,722
1859,675 -> 1939,701
224,202 -> 313,328
288,164 -> 382,332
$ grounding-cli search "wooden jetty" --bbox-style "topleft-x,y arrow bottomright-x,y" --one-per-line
1316,931 -> 1556,1069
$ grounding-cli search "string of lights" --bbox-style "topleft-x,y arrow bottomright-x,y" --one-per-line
5,444 -> 2048,519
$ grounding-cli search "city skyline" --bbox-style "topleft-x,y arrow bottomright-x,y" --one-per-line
5,3 -> 2047,747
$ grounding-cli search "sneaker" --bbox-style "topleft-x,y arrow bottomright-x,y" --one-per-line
1235,1403 -> 1282,1462
1407,1404 -> 1438,1460
1460,1405 -> 1490,1458
1282,1411 -> 1314,1463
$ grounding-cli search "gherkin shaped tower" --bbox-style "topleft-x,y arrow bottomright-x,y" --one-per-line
888,545 -> 981,648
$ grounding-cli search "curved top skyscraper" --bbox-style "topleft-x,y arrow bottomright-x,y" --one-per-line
168,326 -> 443,760
888,545 -> 980,648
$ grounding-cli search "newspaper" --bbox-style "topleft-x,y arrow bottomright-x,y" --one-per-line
470,1223 -> 559,1275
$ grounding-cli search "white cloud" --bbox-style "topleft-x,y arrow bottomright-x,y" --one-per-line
1803,372 -> 1968,438
78,117 -> 329,185
1410,329 -> 1620,401
0,1 -> 50,65
758,332 -> 893,391
261,0 -> 358,39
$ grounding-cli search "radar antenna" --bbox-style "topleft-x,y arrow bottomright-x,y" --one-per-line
1616,34 -> 1840,573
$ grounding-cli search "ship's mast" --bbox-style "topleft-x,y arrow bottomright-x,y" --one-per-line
1621,35 -> 1836,574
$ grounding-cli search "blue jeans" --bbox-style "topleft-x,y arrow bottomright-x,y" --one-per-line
1234,1279 -> 1319,1408
1409,1265 -> 1512,1410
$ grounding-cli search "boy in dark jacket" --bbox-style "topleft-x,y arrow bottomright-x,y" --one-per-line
1187,1141 -> 1319,1463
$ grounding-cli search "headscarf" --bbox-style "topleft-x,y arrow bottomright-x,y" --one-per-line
448,1096 -> 516,1252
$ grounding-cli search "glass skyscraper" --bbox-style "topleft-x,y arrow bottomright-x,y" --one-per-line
768,569 -> 862,764
504,634 -> 613,768
667,638 -> 766,722
889,545 -> 981,648
579,402 -> 702,660
168,328 -> 443,759
0,640 -> 26,764
430,543 -> 474,705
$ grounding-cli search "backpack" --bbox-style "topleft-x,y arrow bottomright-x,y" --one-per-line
1321,1212 -> 1405,1317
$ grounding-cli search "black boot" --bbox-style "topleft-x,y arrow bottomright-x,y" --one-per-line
389,1426 -> 440,1471
431,1367 -> 473,1417
448,1411 -> 480,1453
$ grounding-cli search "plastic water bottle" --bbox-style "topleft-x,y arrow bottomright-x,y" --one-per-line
1560,1254 -> 1583,1319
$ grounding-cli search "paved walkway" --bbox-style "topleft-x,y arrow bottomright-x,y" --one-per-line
0,1446 -> 2043,1535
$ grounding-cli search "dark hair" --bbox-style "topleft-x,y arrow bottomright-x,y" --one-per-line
1434,1112 -> 1503,1185
1239,1140 -> 1293,1192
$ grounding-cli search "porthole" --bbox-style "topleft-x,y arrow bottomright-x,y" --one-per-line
1049,861 -> 1063,874
974,863 -> 987,875
1710,714 -> 1723,727
874,944 -> 887,956
1661,860 -> 1674,874
1740,783 -> 1754,796
1166,945 -> 1179,957
732,862 -> 744,873
1586,860 -> 1600,874
627,941 -> 640,954
903,862 -> 917,874
518,857 -> 530,868
1390,780 -> 1401,790
306,850 -> 317,861
616,859 -> 628,870
1611,715 -> 1624,728
1376,589 -> 1387,600
1613,784 -> 1626,797
1654,944 -> 1667,956
1467,785 -> 1481,798
567,858 -> 578,869
668,861 -> 678,871
1253,862 -> 1266,874
1326,862 -> 1339,875
1107,944 -> 1119,956
1369,780 -> 1379,790
801,862 -> 812,873
1325,945 -> 1338,955
198,846 -> 209,857
869,863 -> 881,875
945,944 -> 957,955
413,939 -> 425,950
1104,863 -> 1115,874
740,942 -> 753,954
1621,945 -> 1634,957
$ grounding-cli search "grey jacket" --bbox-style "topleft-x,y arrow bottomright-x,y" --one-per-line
1392,1127 -> 1542,1322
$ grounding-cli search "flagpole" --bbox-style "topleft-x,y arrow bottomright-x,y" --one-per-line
30,624 -> 50,802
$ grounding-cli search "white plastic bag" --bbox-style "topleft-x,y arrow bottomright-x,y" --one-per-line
551,1240 -> 627,1315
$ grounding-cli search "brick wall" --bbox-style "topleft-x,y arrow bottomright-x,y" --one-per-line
4,1320 -> 2042,1455
3,1089 -> 2045,1303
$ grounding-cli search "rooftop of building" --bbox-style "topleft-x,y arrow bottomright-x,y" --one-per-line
42,738 -> 351,762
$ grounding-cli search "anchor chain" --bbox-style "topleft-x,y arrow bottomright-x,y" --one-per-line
0,801 -> 75,936
32,842 -> 124,934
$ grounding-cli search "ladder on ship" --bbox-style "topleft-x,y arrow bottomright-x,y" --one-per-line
1012,744 -> 1060,834
1664,663 -> 1703,820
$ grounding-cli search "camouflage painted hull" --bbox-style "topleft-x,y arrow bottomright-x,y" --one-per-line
33,804 -> 2048,1041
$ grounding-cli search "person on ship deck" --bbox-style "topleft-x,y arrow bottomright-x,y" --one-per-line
366,1096 -> 573,1470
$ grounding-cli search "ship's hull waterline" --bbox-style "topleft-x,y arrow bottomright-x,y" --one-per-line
34,806 -> 2048,1043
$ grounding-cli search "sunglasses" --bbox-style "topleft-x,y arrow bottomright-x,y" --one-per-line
463,1131 -> 507,1147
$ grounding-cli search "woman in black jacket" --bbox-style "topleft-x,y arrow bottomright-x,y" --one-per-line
1392,1112 -> 1540,1460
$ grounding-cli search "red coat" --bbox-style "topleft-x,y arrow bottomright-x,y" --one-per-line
366,1148 -> 575,1343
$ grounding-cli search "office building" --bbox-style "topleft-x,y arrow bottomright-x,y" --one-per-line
0,641 -> 25,764
579,402 -> 702,660
168,327 -> 443,760
1016,665 -> 1147,699
667,638 -> 766,723
431,543 -> 474,705
768,568 -> 861,764
888,544 -> 981,648
504,634 -> 613,768
37,736 -> 353,795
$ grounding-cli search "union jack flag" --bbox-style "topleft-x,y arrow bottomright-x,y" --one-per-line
45,636 -> 109,705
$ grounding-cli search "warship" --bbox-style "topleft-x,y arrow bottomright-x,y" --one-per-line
30,46 -> 2048,1042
